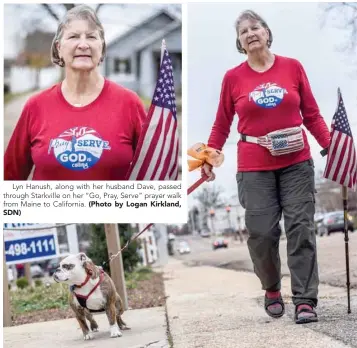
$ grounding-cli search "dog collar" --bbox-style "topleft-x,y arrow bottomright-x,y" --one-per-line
71,270 -> 105,300
72,273 -> 91,289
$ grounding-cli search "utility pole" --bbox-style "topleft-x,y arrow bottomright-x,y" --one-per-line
3,244 -> 12,326
209,208 -> 216,235
225,205 -> 232,232
143,238 -> 149,266
24,263 -> 32,286
104,224 -> 128,310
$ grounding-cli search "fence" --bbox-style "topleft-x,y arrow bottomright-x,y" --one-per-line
9,66 -> 61,94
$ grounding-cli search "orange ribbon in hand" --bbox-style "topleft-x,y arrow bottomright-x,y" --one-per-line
187,143 -> 224,171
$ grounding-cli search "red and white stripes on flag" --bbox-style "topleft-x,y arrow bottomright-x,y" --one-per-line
323,88 -> 357,191
126,40 -> 180,180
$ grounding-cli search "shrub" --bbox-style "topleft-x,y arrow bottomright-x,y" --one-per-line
136,266 -> 152,275
16,277 -> 29,289
34,279 -> 43,287
87,224 -> 142,274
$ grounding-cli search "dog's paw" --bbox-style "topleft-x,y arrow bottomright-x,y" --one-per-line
110,325 -> 122,338
83,332 -> 94,340
90,322 -> 99,332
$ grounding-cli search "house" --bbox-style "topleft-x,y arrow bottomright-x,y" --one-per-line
137,223 -> 160,266
191,204 -> 246,236
104,9 -> 182,100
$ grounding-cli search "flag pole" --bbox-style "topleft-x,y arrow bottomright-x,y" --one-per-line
342,185 -> 351,314
160,39 -> 166,65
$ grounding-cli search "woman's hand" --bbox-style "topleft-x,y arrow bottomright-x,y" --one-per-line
201,163 -> 216,182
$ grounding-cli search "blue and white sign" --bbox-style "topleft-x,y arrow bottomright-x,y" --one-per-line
4,223 -> 60,265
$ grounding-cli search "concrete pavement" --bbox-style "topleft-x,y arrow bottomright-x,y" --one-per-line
4,233 -> 357,348
164,259 -> 357,348
4,307 -> 168,348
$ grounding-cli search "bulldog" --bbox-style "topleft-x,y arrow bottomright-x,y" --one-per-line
53,252 -> 129,340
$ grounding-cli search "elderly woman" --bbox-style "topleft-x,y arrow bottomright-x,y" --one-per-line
203,10 -> 330,324
5,5 -> 146,180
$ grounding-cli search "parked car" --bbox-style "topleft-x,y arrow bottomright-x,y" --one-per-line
178,241 -> 191,254
200,229 -> 211,238
31,264 -> 45,278
317,211 -> 354,236
213,238 -> 228,250
47,258 -> 61,276
314,215 -> 325,235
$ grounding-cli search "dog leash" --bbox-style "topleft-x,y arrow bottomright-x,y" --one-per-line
102,175 -> 209,268
102,143 -> 224,267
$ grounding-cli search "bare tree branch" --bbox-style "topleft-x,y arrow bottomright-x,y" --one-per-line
194,185 -> 226,231
321,2 -> 357,55
41,4 -> 60,22
95,4 -> 103,13
342,2 -> 357,11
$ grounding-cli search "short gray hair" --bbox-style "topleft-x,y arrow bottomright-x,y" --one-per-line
235,10 -> 273,54
51,5 -> 106,67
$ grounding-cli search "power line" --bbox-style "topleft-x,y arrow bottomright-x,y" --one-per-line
3,223 -> 76,231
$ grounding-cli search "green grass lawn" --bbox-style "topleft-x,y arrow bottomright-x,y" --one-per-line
4,91 -> 32,105
11,282 -> 69,314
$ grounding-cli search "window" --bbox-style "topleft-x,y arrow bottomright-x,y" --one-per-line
114,58 -> 131,74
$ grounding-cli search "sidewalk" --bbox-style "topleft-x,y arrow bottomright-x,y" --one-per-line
164,259 -> 357,348
4,259 -> 357,348
4,307 -> 168,348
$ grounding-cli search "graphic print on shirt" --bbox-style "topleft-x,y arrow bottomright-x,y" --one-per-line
249,83 -> 288,109
48,127 -> 111,171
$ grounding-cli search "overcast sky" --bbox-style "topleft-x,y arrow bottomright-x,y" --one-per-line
187,2 -> 357,208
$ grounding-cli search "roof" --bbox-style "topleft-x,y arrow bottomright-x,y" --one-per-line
107,8 -> 181,49
134,20 -> 181,52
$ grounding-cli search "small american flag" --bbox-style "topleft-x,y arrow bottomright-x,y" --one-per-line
126,40 -> 180,180
323,88 -> 357,191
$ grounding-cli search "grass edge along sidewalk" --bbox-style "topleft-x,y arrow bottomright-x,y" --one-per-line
9,266 -> 166,326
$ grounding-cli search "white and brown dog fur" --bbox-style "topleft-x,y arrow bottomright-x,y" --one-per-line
53,252 -> 129,340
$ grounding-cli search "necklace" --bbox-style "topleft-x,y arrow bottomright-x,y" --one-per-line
73,103 -> 83,107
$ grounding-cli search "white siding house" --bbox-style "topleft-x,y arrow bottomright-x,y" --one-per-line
104,9 -> 182,100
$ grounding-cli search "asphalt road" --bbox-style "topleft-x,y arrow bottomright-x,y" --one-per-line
174,232 -> 357,288
172,232 -> 357,347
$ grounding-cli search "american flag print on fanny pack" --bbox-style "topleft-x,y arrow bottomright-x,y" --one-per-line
257,127 -> 304,156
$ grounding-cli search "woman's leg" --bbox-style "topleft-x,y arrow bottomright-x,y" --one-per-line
278,159 -> 319,322
237,171 -> 282,291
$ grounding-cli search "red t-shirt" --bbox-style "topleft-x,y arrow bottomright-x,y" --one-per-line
208,55 -> 331,172
4,79 -> 146,180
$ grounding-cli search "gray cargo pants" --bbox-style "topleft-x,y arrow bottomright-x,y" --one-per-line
236,159 -> 318,307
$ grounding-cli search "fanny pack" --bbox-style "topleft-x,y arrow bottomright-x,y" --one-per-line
240,127 -> 304,156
